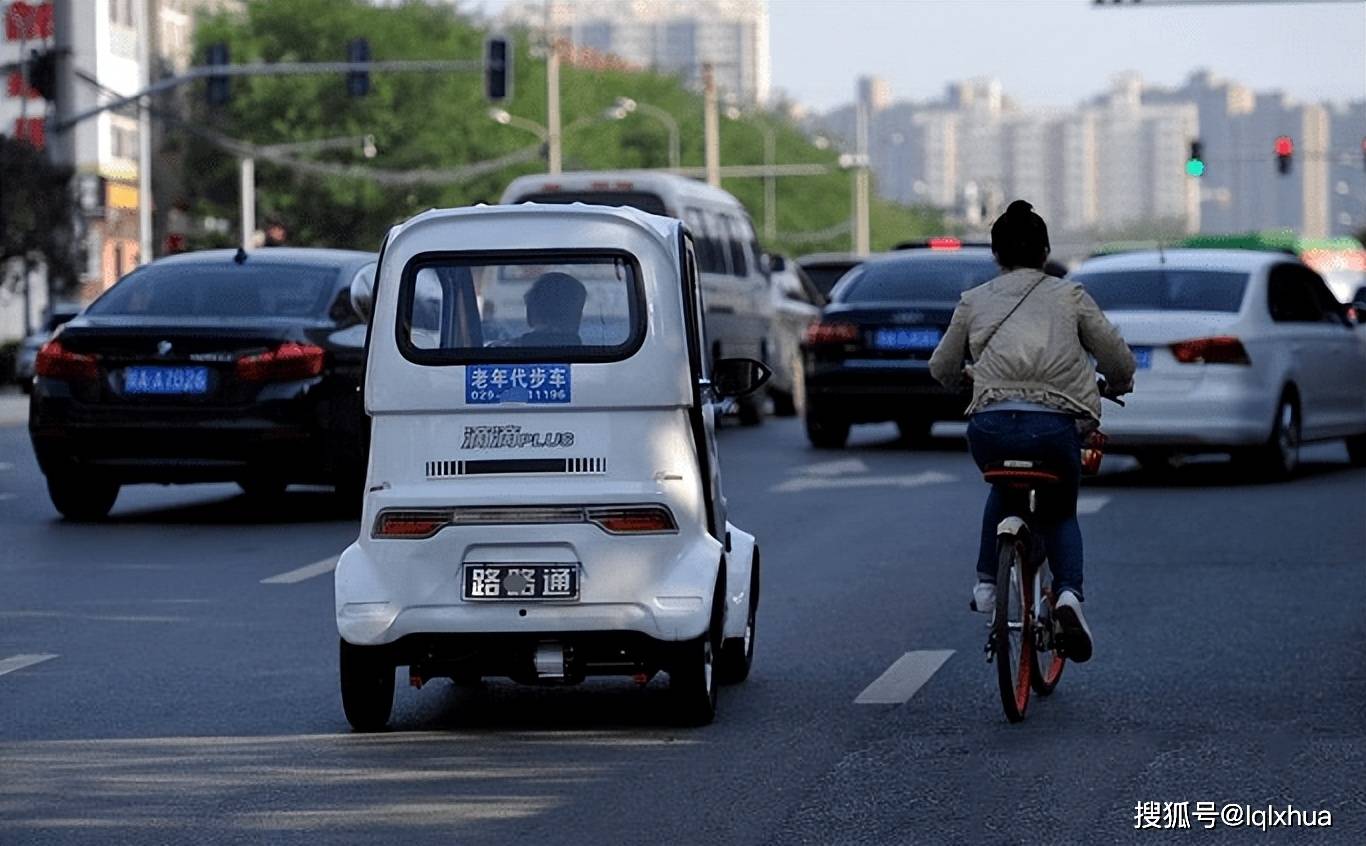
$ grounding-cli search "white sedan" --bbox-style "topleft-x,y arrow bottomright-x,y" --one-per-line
1071,249 -> 1366,477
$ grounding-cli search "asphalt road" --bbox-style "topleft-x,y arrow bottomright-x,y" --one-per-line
1,411 -> 1364,845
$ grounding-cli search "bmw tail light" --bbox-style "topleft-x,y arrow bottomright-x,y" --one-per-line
373,510 -> 449,539
1170,336 -> 1250,365
586,506 -> 678,534
804,321 -> 859,345
34,341 -> 99,381
235,342 -> 325,381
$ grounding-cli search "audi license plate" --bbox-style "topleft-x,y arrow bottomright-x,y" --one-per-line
463,564 -> 580,601
123,365 -> 210,395
873,327 -> 942,351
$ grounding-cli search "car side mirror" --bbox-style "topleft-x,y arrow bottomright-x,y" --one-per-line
349,263 -> 377,324
712,357 -> 771,398
767,253 -> 787,273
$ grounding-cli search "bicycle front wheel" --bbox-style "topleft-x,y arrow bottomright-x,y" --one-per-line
994,536 -> 1033,723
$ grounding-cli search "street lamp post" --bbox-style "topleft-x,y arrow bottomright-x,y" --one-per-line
239,135 -> 378,250
611,97 -> 681,170
726,106 -> 778,241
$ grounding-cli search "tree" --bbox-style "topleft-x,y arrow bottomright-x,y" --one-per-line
0,135 -> 79,313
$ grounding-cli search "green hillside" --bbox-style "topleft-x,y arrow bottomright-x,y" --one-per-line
181,0 -> 947,256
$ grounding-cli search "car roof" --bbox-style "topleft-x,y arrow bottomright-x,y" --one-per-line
149,247 -> 376,268
858,246 -> 997,269
1076,249 -> 1290,274
389,202 -> 682,252
502,170 -> 743,207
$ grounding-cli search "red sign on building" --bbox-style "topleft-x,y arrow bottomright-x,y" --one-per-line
6,69 -> 39,97
14,115 -> 46,148
4,1 -> 54,40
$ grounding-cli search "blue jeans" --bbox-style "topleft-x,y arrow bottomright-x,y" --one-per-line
966,410 -> 1084,601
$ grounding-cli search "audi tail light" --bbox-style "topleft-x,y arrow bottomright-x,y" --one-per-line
804,321 -> 860,345
34,340 -> 99,381
235,342 -> 325,382
1170,336 -> 1250,365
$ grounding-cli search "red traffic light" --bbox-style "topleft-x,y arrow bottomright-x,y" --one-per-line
1274,136 -> 1294,157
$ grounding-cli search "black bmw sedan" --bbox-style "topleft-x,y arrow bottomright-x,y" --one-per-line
802,244 -> 1001,448
29,248 -> 376,520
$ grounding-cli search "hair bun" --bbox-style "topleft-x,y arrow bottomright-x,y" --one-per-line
1005,199 -> 1034,217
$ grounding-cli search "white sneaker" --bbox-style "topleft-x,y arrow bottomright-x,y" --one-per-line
970,581 -> 995,614
1054,590 -> 1093,663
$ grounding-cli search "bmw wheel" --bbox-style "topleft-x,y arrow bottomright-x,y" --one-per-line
46,475 -> 119,522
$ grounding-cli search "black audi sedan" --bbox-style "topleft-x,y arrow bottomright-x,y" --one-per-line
801,244 -> 1001,448
29,248 -> 377,519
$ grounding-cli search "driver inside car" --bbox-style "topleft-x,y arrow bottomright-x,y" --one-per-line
516,271 -> 588,347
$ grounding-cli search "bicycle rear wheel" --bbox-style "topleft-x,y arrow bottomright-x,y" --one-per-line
994,536 -> 1033,723
1030,574 -> 1066,696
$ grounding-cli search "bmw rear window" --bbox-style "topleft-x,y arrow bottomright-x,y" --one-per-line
837,257 -> 1000,303
87,263 -> 339,318
1074,270 -> 1248,312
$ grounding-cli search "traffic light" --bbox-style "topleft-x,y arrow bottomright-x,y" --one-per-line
484,36 -> 510,101
26,48 -> 57,100
206,41 -> 230,106
346,37 -> 370,98
1185,139 -> 1205,177
1274,135 -> 1293,176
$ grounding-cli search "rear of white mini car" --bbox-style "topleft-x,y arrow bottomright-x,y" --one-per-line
335,204 -> 759,729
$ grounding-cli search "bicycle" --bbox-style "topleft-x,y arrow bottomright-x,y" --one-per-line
981,387 -> 1122,723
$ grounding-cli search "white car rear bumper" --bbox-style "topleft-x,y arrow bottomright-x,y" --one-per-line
1101,372 -> 1275,449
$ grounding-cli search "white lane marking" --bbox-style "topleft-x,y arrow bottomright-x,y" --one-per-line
0,654 -> 59,678
773,470 -> 955,494
796,458 -> 869,476
855,650 -> 955,705
1077,495 -> 1111,515
260,556 -> 339,585
0,462 -> 14,471
0,493 -> 16,502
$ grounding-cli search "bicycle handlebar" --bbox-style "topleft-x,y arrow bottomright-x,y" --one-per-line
1097,378 -> 1128,407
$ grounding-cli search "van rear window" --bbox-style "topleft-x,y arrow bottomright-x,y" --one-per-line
514,191 -> 669,217
397,252 -> 645,365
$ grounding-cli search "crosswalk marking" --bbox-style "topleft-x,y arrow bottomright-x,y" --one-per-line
1077,495 -> 1111,515
855,650 -> 954,705
260,556 -> 339,585
0,654 -> 59,678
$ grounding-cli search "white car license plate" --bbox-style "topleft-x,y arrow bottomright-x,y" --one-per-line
463,564 -> 580,601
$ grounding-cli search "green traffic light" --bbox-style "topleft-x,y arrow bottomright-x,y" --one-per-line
1185,159 -> 1205,177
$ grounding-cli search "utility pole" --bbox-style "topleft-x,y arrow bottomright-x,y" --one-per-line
763,125 -> 776,241
544,2 -> 563,175
703,64 -> 720,187
136,0 -> 153,264
853,100 -> 871,255
240,157 -> 255,251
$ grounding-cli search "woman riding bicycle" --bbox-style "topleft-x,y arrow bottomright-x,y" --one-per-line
929,200 -> 1134,663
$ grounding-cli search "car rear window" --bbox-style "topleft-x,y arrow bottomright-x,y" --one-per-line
87,263 -> 338,318
514,191 -> 669,217
802,263 -> 858,298
397,251 -> 644,365
838,257 -> 999,303
1073,269 -> 1248,312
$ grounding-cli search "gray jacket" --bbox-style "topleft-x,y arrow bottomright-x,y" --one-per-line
929,268 -> 1136,422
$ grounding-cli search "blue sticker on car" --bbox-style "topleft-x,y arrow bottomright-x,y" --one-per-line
467,364 -> 571,404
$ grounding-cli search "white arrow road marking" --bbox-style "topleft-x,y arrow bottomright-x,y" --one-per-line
0,654 -> 59,678
773,470 -> 956,494
1077,495 -> 1111,515
261,556 -> 339,585
856,650 -> 955,705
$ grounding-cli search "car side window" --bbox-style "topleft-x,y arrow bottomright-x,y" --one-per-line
1267,265 -> 1322,324
1300,267 -> 1351,327
685,207 -> 728,276
720,214 -> 751,278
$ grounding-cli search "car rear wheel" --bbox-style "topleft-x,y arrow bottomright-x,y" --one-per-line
46,475 -> 119,521
1243,393 -> 1300,481
718,550 -> 760,684
669,633 -> 718,726
806,412 -> 850,449
737,392 -> 765,426
1346,434 -> 1366,467
237,477 -> 287,499
339,639 -> 395,733
896,418 -> 932,446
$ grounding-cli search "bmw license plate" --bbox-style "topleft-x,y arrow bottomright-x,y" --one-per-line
873,327 -> 942,351
123,366 -> 210,395
1131,347 -> 1153,369
463,564 -> 580,601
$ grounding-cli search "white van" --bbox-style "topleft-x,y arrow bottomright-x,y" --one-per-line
338,203 -> 768,729
501,171 -> 774,424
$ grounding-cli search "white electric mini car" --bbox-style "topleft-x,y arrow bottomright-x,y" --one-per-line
337,203 -> 768,730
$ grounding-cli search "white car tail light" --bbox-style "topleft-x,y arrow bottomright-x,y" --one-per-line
1170,336 -> 1250,365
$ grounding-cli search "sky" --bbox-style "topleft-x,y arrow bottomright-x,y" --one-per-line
472,0 -> 1365,113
